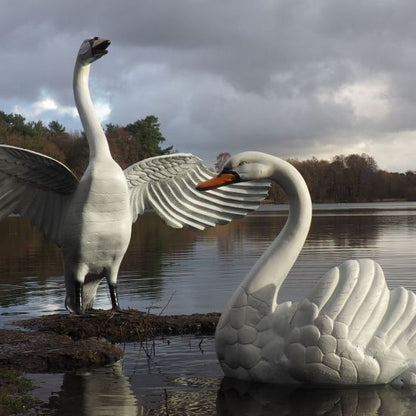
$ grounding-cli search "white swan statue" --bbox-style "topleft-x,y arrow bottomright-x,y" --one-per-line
197,151 -> 416,385
0,38 -> 269,315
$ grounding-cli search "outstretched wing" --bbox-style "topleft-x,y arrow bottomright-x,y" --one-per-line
124,153 -> 270,230
285,259 -> 416,384
0,145 -> 78,243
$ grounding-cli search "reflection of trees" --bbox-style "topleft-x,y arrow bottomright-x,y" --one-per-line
203,214 -> 285,257
0,208 -> 406,311
0,218 -> 62,308
122,213 -> 199,297
209,210 -> 385,260
309,213 -> 381,248
0,213 -> 201,309
126,213 -> 197,274
217,378 -> 416,416
0,218 -> 62,285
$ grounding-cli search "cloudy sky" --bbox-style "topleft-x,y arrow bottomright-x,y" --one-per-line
1,0 -> 416,172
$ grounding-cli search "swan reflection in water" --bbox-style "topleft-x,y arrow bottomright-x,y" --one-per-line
43,362 -> 138,416
38,365 -> 416,415
217,378 -> 416,416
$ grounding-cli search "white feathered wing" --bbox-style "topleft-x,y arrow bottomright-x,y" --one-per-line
124,153 -> 270,230
284,258 -> 416,384
0,144 -> 78,244
1,148 -> 270,240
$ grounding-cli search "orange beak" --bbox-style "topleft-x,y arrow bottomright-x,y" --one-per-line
196,173 -> 239,191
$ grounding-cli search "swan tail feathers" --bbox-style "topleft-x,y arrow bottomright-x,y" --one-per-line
82,279 -> 101,310
287,259 -> 416,384
368,287 -> 416,356
286,311 -> 381,383
307,259 -> 390,347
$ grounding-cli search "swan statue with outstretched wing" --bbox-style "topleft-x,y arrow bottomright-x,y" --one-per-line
0,38 -> 269,315
197,151 -> 416,385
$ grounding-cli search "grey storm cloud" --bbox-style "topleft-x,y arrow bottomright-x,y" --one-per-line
1,0 -> 416,171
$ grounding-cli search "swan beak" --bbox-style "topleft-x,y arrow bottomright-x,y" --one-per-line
196,172 -> 239,191
91,38 -> 111,57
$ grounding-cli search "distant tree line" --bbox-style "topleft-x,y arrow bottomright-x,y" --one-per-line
215,152 -> 416,203
272,154 -> 416,203
2,110 -> 415,203
0,111 -> 172,178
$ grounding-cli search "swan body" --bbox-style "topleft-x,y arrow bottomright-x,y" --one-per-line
197,151 -> 416,385
0,39 -> 270,315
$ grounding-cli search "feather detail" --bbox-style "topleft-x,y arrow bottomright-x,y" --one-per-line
0,144 -> 78,244
124,153 -> 270,230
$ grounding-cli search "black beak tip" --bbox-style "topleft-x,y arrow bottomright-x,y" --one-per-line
91,37 -> 111,55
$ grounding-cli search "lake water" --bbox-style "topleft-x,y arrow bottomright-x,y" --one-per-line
2,202 -> 416,415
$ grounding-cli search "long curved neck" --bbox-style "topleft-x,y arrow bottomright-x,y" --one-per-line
241,157 -> 312,308
73,60 -> 111,161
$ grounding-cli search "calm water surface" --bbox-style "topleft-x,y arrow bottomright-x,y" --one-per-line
2,202 -> 416,415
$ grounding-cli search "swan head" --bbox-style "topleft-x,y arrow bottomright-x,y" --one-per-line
77,37 -> 111,65
197,151 -> 274,190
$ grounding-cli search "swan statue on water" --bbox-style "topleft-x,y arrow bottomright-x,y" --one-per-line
0,38 -> 269,315
197,151 -> 416,385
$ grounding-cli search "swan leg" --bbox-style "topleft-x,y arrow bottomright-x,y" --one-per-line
109,283 -> 121,312
109,283 -> 134,314
64,263 -> 89,315
74,280 -> 84,315
106,261 -> 123,313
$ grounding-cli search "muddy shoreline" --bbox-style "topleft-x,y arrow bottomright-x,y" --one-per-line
1,309 -> 220,372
